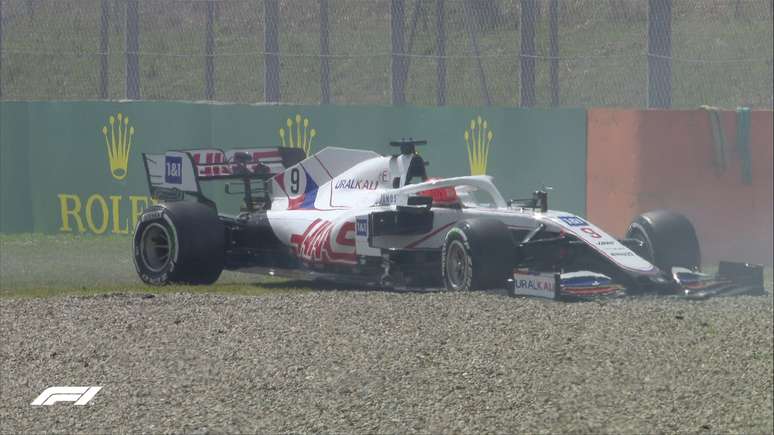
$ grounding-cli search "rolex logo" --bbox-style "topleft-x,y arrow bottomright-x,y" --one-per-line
101,113 -> 134,180
279,114 -> 316,157
464,116 -> 493,175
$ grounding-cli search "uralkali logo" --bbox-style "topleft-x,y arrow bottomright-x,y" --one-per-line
31,386 -> 102,406
512,271 -> 557,299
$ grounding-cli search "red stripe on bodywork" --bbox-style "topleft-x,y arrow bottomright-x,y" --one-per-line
405,222 -> 457,249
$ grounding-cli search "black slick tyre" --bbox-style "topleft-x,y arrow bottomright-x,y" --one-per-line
441,218 -> 514,291
625,210 -> 701,273
133,201 -> 225,285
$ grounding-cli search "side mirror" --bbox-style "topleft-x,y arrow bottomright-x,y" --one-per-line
533,190 -> 548,212
508,190 -> 549,212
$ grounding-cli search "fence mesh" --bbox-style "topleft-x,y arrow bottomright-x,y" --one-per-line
1,0 -> 771,107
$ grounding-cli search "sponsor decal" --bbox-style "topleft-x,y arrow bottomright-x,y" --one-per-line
279,113 -> 316,157
610,251 -> 635,257
190,149 -> 282,178
31,386 -> 102,406
464,115 -> 494,176
290,219 -> 356,264
55,113 -> 154,235
58,193 -> 157,234
558,215 -> 588,227
101,113 -> 134,180
334,178 -> 379,190
141,210 -> 164,223
512,271 -> 556,299
356,217 -> 368,237
376,193 -> 397,206
164,155 -> 183,184
514,277 -> 554,291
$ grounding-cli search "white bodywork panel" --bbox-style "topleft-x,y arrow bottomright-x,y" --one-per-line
542,214 -> 655,272
257,147 -> 657,274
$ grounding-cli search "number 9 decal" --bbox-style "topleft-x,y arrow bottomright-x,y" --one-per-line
580,227 -> 602,239
284,166 -> 306,198
290,168 -> 300,194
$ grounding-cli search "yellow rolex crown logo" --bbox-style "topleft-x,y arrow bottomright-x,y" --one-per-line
279,114 -> 316,157
464,116 -> 493,176
101,113 -> 134,180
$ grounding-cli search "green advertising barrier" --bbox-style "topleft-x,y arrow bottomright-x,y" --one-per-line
0,101 -> 586,235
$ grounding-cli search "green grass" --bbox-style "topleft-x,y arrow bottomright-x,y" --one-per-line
0,233 -> 315,298
1,0 -> 771,107
1,233 -> 771,299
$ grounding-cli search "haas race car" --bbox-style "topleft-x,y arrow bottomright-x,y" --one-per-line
133,140 -> 766,301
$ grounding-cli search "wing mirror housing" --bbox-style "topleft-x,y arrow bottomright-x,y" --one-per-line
508,190 -> 549,212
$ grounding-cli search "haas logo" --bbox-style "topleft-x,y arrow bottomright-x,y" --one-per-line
290,219 -> 355,264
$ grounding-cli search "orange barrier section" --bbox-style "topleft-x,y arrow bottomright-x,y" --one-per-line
588,108 -> 773,266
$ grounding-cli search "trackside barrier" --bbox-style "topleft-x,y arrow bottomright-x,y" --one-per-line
0,101 -> 587,234
587,108 -> 773,266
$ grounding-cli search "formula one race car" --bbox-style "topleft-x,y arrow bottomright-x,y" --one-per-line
133,140 -> 766,300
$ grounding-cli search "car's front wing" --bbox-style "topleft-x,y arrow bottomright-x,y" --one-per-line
509,261 -> 767,301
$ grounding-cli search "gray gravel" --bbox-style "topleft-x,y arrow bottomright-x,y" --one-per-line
1,291 -> 772,434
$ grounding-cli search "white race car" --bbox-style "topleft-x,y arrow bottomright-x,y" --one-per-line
133,140 -> 765,300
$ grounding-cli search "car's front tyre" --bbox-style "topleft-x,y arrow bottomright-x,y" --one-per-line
626,209 -> 701,273
441,218 -> 514,291
133,201 -> 224,285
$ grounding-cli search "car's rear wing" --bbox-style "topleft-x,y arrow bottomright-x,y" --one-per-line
142,147 -> 306,203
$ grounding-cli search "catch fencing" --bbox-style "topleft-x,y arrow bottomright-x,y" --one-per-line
0,0 -> 772,107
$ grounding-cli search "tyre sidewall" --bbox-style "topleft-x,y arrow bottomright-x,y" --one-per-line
442,219 -> 514,291
133,202 -> 224,285
133,206 -> 180,285
442,228 -> 475,292
626,210 -> 701,272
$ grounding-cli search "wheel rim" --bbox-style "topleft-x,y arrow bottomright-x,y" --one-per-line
140,223 -> 172,272
630,228 -> 655,262
446,240 -> 470,291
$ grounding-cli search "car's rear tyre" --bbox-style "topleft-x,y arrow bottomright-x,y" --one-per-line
441,218 -> 514,291
133,201 -> 224,285
625,210 -> 701,273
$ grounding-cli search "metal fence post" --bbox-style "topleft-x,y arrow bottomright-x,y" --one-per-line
548,0 -> 559,106
264,0 -> 280,103
435,0 -> 446,106
520,0 -> 536,107
648,0 -> 672,108
391,0 -> 406,105
463,0 -> 491,106
0,0 -> 3,99
125,0 -> 140,99
205,0 -> 215,100
320,0 -> 331,104
100,0 -> 109,99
